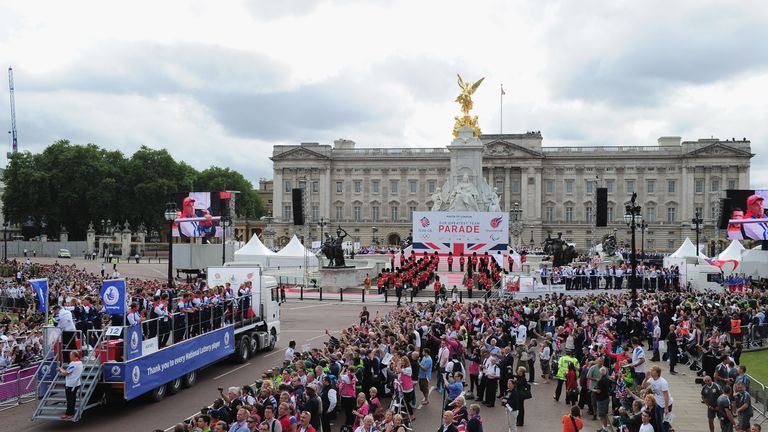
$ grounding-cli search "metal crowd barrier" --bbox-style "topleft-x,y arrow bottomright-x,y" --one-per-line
745,374 -> 768,425
0,362 -> 40,410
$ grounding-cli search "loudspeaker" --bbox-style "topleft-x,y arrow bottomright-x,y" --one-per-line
291,188 -> 304,225
596,188 -> 608,227
718,198 -> 731,230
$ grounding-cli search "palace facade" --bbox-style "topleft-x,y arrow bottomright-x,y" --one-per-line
268,134 -> 752,253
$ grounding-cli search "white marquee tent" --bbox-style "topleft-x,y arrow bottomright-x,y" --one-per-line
272,235 -> 318,268
233,234 -> 274,265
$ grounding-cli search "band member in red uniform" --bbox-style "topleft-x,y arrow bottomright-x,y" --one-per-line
447,252 -> 454,272
459,253 -> 465,272
434,277 -> 442,302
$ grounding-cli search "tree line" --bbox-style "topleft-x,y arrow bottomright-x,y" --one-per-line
2,140 -> 265,240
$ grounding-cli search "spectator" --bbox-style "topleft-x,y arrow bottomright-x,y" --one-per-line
502,378 -> 520,432
562,405 -> 583,432
296,411 -> 315,432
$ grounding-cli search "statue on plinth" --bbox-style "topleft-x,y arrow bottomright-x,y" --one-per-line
319,232 -> 335,267
430,186 -> 445,211
487,187 -> 502,212
331,226 -> 348,267
449,174 -> 480,212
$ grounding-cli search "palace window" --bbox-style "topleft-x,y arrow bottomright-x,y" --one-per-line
667,207 -> 676,223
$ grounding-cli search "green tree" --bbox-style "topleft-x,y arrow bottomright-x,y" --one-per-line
1,141 -> 262,239
195,167 -> 264,219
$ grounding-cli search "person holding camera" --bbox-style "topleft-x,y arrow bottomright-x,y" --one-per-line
502,378 -> 521,432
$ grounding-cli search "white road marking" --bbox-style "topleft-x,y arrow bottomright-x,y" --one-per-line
213,362 -> 251,380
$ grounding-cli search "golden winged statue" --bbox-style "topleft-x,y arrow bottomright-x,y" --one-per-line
453,74 -> 484,138
455,74 -> 484,115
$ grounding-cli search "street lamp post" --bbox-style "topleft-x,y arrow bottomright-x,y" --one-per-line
164,202 -> 178,287
529,225 -> 535,249
221,216 -> 232,265
692,210 -> 703,256
509,202 -> 522,249
624,192 -> 642,298
318,217 -> 329,243
3,221 -> 8,261
639,220 -> 648,262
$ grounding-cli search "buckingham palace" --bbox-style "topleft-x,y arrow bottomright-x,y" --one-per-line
267,133 -> 752,253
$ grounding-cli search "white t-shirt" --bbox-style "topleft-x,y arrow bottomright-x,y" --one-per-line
57,309 -> 76,331
632,346 -> 647,373
284,346 -> 295,362
65,360 -> 84,387
639,423 -> 654,432
647,376 -> 673,408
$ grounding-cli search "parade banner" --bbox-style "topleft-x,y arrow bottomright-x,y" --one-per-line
124,326 -> 234,400
412,211 -> 508,256
29,279 -> 48,313
125,324 -> 143,360
206,266 -> 261,289
100,279 -> 127,316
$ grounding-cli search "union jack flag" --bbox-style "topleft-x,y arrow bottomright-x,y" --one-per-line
412,241 -> 507,257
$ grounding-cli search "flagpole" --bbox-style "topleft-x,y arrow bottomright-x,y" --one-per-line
500,83 -> 503,134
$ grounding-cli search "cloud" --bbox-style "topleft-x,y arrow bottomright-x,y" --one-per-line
542,1 -> 768,106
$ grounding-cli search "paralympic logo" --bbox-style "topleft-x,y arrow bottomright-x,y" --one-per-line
103,286 -> 120,306
490,216 -> 503,228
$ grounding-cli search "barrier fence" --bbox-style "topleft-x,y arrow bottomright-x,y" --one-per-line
0,363 -> 40,410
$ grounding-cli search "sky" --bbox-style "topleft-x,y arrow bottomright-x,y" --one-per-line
1,0 -> 767,187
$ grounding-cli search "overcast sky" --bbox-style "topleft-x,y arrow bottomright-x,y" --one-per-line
1,0 -> 766,187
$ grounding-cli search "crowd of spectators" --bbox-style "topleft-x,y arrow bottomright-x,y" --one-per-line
165,282 -> 767,432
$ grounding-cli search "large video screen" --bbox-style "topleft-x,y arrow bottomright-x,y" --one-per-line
725,189 -> 768,240
172,192 -> 224,239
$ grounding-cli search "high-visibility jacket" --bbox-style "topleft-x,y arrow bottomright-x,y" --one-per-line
556,355 -> 580,380
730,319 -> 741,334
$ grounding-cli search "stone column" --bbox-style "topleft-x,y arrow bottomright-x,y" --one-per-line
86,223 -> 96,255
59,226 -> 68,243
121,222 -> 132,260
136,224 -> 146,255
504,167 -> 511,210
520,170 -> 528,218
273,170 -> 283,221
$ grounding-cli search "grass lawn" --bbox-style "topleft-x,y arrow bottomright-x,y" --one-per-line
740,350 -> 768,386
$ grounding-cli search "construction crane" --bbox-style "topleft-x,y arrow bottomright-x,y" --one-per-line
8,66 -> 18,156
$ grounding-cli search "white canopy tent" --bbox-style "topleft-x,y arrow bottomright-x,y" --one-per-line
741,246 -> 768,278
669,238 -> 698,258
272,235 -> 318,268
718,239 -> 745,261
232,234 -> 274,266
